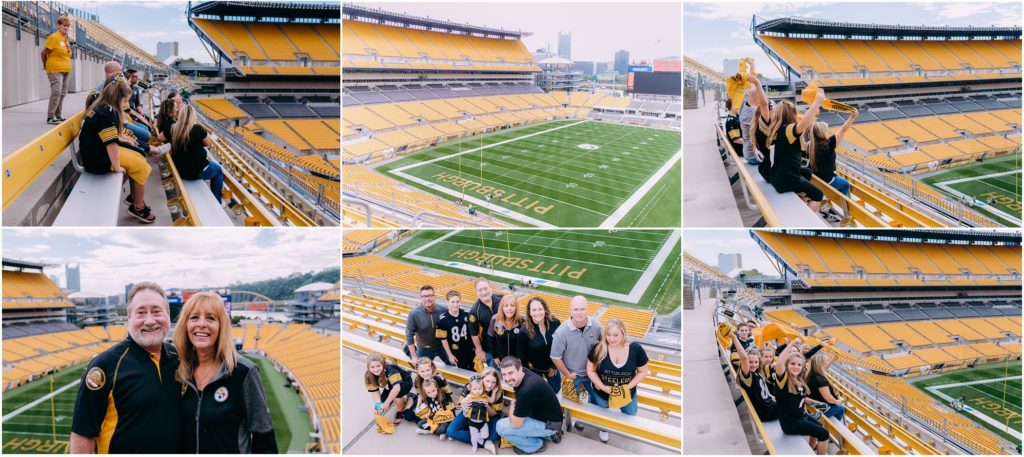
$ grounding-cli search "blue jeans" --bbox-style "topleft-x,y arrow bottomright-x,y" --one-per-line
496,416 -> 554,453
195,160 -> 224,204
572,375 -> 599,405
592,389 -> 639,416
823,404 -> 845,421
403,345 -> 452,366
124,121 -> 150,148
448,411 -> 499,444
828,176 -> 851,196
545,370 -> 561,395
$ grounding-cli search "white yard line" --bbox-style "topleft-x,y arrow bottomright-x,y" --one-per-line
2,380 -> 79,422
600,149 -> 682,228
926,375 -> 1023,440
935,170 -> 1020,186
935,182 -> 1022,226
404,230 -> 680,303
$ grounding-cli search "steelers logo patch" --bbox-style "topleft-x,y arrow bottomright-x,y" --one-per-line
214,386 -> 229,402
577,144 -> 599,150
469,315 -> 477,323
85,367 -> 106,391
452,343 -> 459,350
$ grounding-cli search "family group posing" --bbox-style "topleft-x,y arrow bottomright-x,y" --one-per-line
364,279 -> 650,455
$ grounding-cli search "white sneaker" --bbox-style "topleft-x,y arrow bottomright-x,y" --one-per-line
154,143 -> 171,155
415,429 -> 431,435
599,430 -> 609,443
484,441 -> 496,454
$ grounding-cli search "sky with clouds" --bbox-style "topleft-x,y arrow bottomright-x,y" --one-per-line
684,229 -> 779,276
3,229 -> 339,295
685,1 -> 1022,78
353,2 -> 680,62
66,1 -> 210,62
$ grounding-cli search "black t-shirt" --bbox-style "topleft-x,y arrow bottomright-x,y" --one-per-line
813,135 -> 838,183
589,341 -> 649,400
518,317 -> 560,373
770,123 -> 805,190
487,316 -> 522,361
730,337 -> 753,353
807,372 -> 836,404
469,294 -> 502,352
71,337 -> 182,453
738,369 -> 777,419
79,103 -> 121,175
172,124 -> 210,179
179,358 -> 276,453
436,309 -> 475,366
512,370 -> 562,423
365,364 -> 411,395
754,115 -> 773,181
725,114 -> 743,148
159,118 -> 175,142
774,371 -> 809,426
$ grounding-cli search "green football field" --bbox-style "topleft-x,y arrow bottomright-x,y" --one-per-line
2,356 -> 309,454
921,155 -> 1023,226
382,229 -> 681,311
913,361 -> 1022,447
378,120 -> 681,228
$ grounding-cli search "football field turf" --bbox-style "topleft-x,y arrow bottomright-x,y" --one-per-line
378,120 -> 681,227
913,361 -> 1022,447
388,229 -> 680,309
922,155 -> 1023,226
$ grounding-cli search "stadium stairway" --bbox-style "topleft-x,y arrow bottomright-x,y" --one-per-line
682,99 -> 744,227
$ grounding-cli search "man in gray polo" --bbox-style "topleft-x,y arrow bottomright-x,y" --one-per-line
550,295 -> 601,402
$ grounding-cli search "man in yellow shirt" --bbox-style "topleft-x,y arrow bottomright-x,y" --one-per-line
41,16 -> 72,125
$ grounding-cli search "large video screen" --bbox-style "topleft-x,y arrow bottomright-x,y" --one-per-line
631,72 -> 681,96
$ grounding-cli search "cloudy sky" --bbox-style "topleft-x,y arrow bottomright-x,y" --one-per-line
684,229 -> 778,275
65,1 -> 208,62
685,1 -> 1022,78
353,2 -> 680,62
3,229 -> 339,295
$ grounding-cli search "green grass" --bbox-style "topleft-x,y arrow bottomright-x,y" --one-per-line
378,120 -> 681,227
921,155 -> 1023,226
245,355 -> 312,453
913,361 -> 1022,447
378,229 -> 680,310
1,356 -> 312,454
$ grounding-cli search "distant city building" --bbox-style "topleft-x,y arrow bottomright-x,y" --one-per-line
156,41 -> 179,61
68,291 -> 118,327
596,62 -> 612,73
573,60 -> 594,74
49,274 -> 61,289
718,253 -> 742,274
614,50 -> 630,74
289,282 -> 338,324
536,57 -> 584,92
557,32 -> 572,60
66,263 -> 80,293
531,47 -> 552,63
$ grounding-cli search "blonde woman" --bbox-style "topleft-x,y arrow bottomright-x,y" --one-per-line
586,318 -> 648,444
486,294 -> 524,367
174,292 -> 276,453
773,339 -> 829,455
171,104 -> 224,203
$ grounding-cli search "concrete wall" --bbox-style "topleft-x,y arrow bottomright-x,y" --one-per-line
3,23 -> 106,108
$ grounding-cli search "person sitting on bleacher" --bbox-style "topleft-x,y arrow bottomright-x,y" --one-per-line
773,339 -> 830,455
730,322 -> 754,353
496,356 -> 563,455
155,92 -> 180,143
125,69 -> 156,131
585,319 -> 648,443
730,327 -> 778,421
767,89 -> 827,212
448,367 -> 503,452
518,297 -> 562,394
171,104 -> 225,204
365,352 -> 414,426
805,352 -> 845,421
79,75 -> 157,223
414,378 -> 456,437
98,62 -> 152,152
805,108 -> 858,197
725,99 -> 744,155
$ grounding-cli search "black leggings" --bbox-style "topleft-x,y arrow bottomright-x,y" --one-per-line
772,169 -> 824,202
781,415 -> 829,441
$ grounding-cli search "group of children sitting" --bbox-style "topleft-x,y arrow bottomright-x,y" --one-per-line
726,320 -> 845,455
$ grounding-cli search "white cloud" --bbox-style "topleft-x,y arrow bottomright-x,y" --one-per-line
686,2 -> 826,25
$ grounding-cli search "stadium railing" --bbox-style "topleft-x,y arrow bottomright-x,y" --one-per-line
3,112 -> 86,224
713,121 -> 827,227
163,149 -> 232,226
342,332 -> 680,451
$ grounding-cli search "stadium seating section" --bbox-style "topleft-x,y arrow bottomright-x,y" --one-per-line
3,271 -> 74,309
193,19 -> 338,64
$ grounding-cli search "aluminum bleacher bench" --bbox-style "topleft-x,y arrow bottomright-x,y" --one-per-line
53,143 -> 126,226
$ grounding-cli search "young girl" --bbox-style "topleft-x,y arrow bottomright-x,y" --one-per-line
464,376 -> 490,452
732,328 -> 777,421
155,92 -> 180,143
447,367 -> 501,453
767,90 -> 827,212
170,104 -> 225,203
774,339 -> 830,455
79,75 -> 157,223
415,378 -> 455,437
804,109 -> 858,196
805,352 -> 845,420
364,353 -> 413,425
487,295 -> 524,366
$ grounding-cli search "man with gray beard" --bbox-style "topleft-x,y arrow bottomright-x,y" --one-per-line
70,282 -> 181,454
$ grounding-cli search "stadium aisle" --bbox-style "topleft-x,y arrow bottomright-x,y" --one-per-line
682,98 -> 743,227
683,292 -> 751,454
2,91 -> 89,154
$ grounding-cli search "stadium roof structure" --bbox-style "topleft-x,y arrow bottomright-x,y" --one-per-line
1,258 -> 51,272
754,16 -> 1022,40
191,1 -> 339,21
771,228 -> 1022,245
343,3 -> 532,39
295,282 -> 335,292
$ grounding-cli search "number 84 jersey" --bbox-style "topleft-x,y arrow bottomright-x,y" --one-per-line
435,309 -> 475,362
